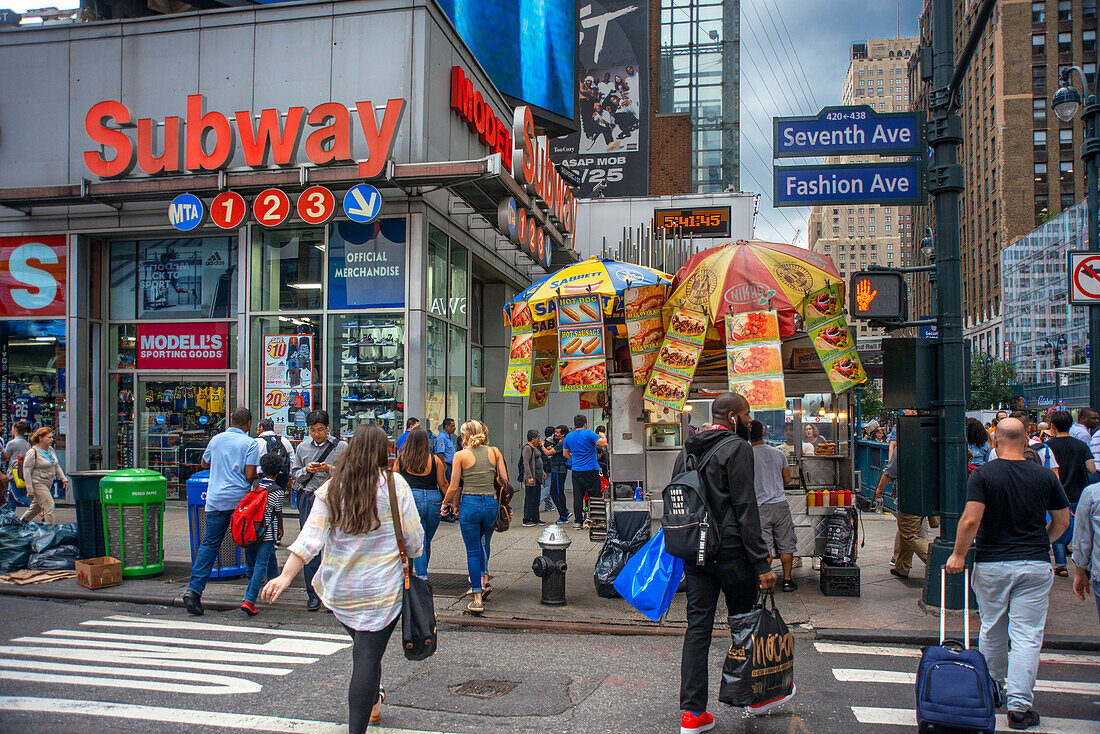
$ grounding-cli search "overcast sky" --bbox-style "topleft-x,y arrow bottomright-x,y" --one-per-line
741,0 -> 924,246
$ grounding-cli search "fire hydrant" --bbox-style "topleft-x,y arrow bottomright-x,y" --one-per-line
532,525 -> 571,605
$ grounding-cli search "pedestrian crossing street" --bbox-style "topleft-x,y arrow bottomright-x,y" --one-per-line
814,641 -> 1100,733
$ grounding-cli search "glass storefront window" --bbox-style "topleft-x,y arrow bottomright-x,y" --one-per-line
449,243 -> 468,326
470,391 -> 484,422
110,237 -> 238,320
328,314 -> 405,442
251,228 -> 324,311
111,373 -> 134,470
472,346 -> 484,388
249,315 -> 321,444
327,220 -> 407,310
0,320 -> 66,470
448,324 -> 467,422
426,317 -> 447,434
427,226 -> 449,317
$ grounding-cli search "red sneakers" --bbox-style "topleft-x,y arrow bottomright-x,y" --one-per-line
680,711 -> 715,734
241,600 -> 258,616
747,684 -> 796,716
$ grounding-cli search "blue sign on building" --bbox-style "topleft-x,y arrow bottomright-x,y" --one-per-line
774,106 -> 923,158
327,219 -> 407,310
919,320 -> 939,339
168,193 -> 204,231
342,184 -> 383,224
773,162 -> 924,207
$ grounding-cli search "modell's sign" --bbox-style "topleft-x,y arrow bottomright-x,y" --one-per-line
450,67 -> 576,239
83,96 -> 407,179
136,322 -> 228,370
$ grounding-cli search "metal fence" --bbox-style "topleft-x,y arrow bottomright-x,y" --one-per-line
854,439 -> 896,513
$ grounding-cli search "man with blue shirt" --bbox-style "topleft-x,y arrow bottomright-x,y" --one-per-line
561,415 -> 607,529
184,407 -> 259,616
396,417 -> 419,451
435,417 -> 457,479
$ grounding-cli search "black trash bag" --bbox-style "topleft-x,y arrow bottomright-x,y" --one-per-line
822,508 -> 857,566
719,590 -> 794,707
0,508 -> 22,528
594,510 -> 651,598
0,519 -> 35,572
27,544 -> 81,571
30,522 -> 79,553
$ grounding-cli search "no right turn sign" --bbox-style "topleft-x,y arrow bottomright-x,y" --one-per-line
1069,251 -> 1100,305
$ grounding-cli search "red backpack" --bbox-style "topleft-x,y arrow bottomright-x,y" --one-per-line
231,486 -> 269,547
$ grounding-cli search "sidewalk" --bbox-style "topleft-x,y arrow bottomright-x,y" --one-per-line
12,502 -> 1096,646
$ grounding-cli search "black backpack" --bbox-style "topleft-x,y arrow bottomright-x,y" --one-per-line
264,435 -> 291,489
661,438 -> 735,565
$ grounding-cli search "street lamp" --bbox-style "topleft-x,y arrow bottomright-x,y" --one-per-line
1046,334 -> 1068,405
1050,67 -> 1100,409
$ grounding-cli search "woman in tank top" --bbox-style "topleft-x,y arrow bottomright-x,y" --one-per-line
397,427 -> 448,581
443,420 -> 508,613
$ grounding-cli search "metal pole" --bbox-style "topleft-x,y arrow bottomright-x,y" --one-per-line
924,0 -> 975,610
1086,89 -> 1100,408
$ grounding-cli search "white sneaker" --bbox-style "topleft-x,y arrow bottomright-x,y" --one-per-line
747,684 -> 796,716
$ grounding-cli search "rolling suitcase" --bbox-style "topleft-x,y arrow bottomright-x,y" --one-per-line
915,568 -> 1002,733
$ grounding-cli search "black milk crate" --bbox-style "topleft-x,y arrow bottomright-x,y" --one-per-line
820,560 -> 860,597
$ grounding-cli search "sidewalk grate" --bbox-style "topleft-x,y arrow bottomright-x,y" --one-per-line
448,679 -> 519,699
428,572 -> 474,596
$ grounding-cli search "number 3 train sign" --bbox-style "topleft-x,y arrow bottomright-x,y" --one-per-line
171,185 -> 351,231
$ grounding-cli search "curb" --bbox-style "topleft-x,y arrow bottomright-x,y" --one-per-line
813,627 -> 1100,652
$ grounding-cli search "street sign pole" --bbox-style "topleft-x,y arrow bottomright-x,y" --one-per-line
923,0 -> 998,610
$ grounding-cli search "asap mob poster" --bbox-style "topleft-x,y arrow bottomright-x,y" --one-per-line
550,0 -> 649,198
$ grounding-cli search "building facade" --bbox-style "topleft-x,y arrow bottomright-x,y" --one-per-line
910,0 -> 1098,357
0,0 -> 575,498
1001,197 -> 1090,407
808,37 -> 919,342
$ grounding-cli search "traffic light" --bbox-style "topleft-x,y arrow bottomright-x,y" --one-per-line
848,271 -> 908,320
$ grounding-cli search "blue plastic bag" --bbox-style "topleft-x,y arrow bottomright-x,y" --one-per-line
613,528 -> 684,621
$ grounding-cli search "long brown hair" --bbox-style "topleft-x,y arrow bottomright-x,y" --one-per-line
398,427 -> 432,474
327,425 -> 390,535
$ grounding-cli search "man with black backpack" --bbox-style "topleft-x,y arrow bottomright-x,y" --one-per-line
292,410 -> 347,611
670,393 -> 783,734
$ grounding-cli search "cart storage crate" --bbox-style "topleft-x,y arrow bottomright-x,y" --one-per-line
820,559 -> 860,597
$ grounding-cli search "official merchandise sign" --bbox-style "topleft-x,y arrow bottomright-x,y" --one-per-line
262,334 -> 313,434
774,107 -> 923,158
210,191 -> 246,229
0,236 -> 66,318
1068,251 -> 1100,305
327,219 -> 406,310
253,188 -> 291,227
136,322 -> 228,370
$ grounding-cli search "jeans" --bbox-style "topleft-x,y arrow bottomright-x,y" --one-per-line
894,512 -> 930,576
1095,584 -> 1100,623
680,553 -> 758,714
972,560 -> 1054,713
1051,504 -> 1076,566
522,479 -> 542,524
342,618 -> 398,733
6,480 -> 29,511
541,472 -> 552,509
549,472 -> 569,520
297,490 -> 322,602
244,540 -> 278,604
188,509 -> 233,596
458,494 -> 497,592
572,469 -> 600,523
411,488 -> 442,579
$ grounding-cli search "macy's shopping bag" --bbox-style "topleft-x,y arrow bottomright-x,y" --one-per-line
718,590 -> 794,707
612,528 -> 683,622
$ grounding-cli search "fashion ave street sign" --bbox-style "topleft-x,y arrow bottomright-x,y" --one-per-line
773,162 -> 925,207
83,95 -> 407,179
773,106 -> 924,158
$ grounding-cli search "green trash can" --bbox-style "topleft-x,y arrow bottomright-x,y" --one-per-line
100,469 -> 167,578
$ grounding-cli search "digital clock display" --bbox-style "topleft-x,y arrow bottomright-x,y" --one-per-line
653,206 -> 731,238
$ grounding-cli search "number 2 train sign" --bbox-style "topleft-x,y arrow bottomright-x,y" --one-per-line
169,185 -> 349,231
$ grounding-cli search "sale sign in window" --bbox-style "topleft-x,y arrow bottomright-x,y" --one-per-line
262,334 -> 314,434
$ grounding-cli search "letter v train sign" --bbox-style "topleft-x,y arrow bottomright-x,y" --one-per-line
771,105 -> 926,207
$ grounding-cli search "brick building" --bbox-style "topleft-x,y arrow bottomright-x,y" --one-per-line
808,37 -> 920,342
909,0 -> 1098,357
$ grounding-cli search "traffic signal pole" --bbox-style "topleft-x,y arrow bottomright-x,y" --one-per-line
924,0 -> 998,609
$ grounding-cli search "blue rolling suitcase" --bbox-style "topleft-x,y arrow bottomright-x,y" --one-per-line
915,568 -> 1002,733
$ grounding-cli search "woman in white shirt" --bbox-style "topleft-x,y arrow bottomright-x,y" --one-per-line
263,425 -> 423,733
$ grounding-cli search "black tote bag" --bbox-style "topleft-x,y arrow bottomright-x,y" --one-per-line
387,472 -> 437,661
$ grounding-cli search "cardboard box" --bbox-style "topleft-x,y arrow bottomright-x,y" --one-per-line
789,347 -> 823,372
76,556 -> 122,590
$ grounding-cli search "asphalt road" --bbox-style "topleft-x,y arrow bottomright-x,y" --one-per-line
0,596 -> 1096,734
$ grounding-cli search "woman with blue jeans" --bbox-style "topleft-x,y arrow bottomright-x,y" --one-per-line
443,420 -> 507,614
397,427 -> 448,580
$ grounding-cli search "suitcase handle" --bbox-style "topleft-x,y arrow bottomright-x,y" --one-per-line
939,565 -> 969,649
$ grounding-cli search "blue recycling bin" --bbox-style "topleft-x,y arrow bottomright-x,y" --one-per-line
186,470 -> 247,579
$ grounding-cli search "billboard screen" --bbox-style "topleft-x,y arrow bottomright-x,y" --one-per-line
436,0 -> 574,124
549,0 -> 649,198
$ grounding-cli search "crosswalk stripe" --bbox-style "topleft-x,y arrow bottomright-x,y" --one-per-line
0,645 -> 293,676
815,641 -> 1100,666
833,667 -> 1100,696
851,706 -> 1098,733
11,635 -> 319,665
0,696 -> 457,734
0,669 -> 260,695
87,615 -> 350,642
43,629 -> 350,656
